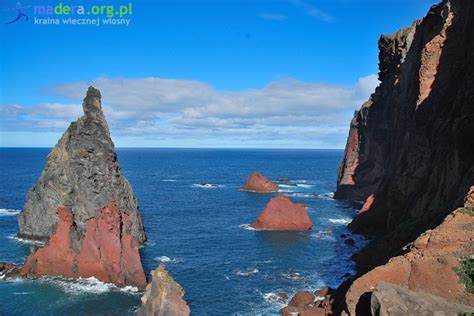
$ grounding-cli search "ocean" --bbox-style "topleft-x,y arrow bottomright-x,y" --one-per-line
0,148 -> 364,315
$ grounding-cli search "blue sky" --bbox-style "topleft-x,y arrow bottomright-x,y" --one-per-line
0,0 -> 438,148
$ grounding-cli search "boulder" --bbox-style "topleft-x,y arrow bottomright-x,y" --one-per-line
288,291 -> 315,307
242,171 -> 278,193
135,264 -> 190,316
250,195 -> 313,231
371,282 -> 474,315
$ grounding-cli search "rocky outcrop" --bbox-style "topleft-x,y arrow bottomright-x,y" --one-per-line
17,87 -> 147,288
242,171 -> 279,193
334,0 -> 474,271
19,86 -> 145,245
371,282 -> 474,316
20,203 -> 147,289
0,262 -> 19,279
345,208 -> 474,315
280,288 -> 335,316
135,264 -> 190,316
250,195 -> 312,231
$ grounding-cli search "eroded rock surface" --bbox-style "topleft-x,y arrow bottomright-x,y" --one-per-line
242,171 -> 279,193
334,0 -> 474,271
371,282 -> 474,316
250,195 -> 312,231
19,86 -> 145,245
345,209 -> 474,315
17,87 -> 147,288
135,264 -> 190,316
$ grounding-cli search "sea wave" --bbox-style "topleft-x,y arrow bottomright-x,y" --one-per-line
310,232 -> 337,241
41,276 -> 139,295
328,217 -> 352,225
278,184 -> 297,188
282,272 -> 305,281
286,193 -> 316,199
295,184 -> 313,188
239,224 -> 258,231
192,183 -> 224,189
8,234 -> 45,246
162,179 -> 177,182
154,256 -> 179,264
319,192 -> 335,200
0,209 -> 20,216
262,292 -> 288,304
236,268 -> 259,276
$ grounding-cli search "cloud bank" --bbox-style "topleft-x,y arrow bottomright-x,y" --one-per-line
1,75 -> 379,148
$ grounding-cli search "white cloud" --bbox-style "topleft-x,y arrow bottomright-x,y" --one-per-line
2,75 -> 379,148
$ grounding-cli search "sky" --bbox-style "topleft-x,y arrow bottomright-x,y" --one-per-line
0,0 -> 438,148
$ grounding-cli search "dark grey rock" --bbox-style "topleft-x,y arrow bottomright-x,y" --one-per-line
18,86 -> 146,244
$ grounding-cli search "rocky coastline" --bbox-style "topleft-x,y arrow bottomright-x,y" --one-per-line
283,0 -> 474,314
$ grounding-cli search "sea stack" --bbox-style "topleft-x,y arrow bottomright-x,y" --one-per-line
250,195 -> 312,230
18,87 -> 147,289
135,264 -> 191,316
242,171 -> 279,193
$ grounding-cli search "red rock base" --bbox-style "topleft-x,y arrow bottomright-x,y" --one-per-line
20,201 -> 146,289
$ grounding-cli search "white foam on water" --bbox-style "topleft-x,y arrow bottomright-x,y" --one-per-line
0,209 -> 20,216
286,193 -> 316,199
236,268 -> 259,276
296,184 -> 313,188
310,232 -> 337,241
162,179 -> 177,182
192,183 -> 224,189
319,192 -> 335,200
328,217 -> 352,225
154,256 -> 179,263
13,292 -> 33,295
262,292 -> 288,304
239,224 -> 258,231
282,272 -> 305,281
278,189 -> 295,193
40,276 -> 140,295
8,234 -> 45,246
278,184 -> 297,188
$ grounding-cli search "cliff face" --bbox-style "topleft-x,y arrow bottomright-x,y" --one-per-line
335,0 -> 474,270
19,87 -> 145,245
18,87 -> 147,288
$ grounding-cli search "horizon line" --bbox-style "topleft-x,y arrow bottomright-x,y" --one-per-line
0,146 -> 345,150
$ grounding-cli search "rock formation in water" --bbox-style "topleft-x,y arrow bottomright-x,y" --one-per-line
135,264 -> 190,316
242,171 -> 279,193
18,87 -> 147,288
334,0 -> 474,270
250,195 -> 313,230
280,288 -> 335,316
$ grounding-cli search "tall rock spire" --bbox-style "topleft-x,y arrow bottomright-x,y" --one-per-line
18,87 -> 147,288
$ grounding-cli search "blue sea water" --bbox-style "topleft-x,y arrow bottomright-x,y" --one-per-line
0,148 -> 364,315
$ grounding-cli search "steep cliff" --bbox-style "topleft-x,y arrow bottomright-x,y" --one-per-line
18,87 -> 147,288
335,0 -> 474,271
